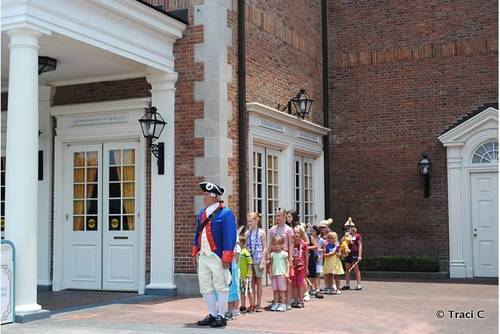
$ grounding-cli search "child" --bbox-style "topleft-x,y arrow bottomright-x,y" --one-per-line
309,225 -> 325,298
269,236 -> 289,312
245,212 -> 266,312
227,235 -> 241,319
324,231 -> 344,294
290,226 -> 309,308
239,235 -> 254,313
342,217 -> 363,291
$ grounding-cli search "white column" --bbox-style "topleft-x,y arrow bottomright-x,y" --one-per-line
146,70 -> 178,293
4,29 -> 43,315
446,146 -> 467,278
37,86 -> 54,286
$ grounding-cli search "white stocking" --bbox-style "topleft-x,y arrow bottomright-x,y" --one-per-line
216,291 -> 229,316
202,292 -> 218,317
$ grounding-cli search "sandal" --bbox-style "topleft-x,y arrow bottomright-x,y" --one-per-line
315,291 -> 324,299
291,301 -> 299,308
255,305 -> 263,312
296,302 -> 304,308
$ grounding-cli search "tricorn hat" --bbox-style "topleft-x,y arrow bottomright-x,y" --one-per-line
344,217 -> 355,228
199,181 -> 225,196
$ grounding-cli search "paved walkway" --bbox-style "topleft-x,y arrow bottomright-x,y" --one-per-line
3,280 -> 498,334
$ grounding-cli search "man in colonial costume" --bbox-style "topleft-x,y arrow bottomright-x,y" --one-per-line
192,182 -> 237,328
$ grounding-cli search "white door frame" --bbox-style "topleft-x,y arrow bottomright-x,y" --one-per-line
51,98 -> 148,292
438,107 -> 498,278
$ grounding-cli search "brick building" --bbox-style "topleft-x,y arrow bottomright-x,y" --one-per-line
0,0 -> 497,320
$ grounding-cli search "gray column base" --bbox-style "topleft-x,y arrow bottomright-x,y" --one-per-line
145,288 -> 177,297
175,273 -> 201,297
15,309 -> 50,323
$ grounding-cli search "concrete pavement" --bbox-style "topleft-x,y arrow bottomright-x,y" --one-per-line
3,280 -> 498,334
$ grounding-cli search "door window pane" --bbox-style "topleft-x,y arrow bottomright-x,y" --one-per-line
72,150 -> 99,231
106,148 -> 136,231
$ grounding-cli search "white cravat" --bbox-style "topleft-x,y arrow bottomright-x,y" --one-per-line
201,202 -> 221,256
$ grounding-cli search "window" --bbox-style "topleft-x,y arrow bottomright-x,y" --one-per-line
472,141 -> 499,164
252,147 -> 279,229
108,149 -> 136,231
294,156 -> 315,225
73,151 -> 99,231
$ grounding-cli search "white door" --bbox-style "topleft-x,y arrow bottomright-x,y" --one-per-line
65,142 -> 139,290
65,144 -> 103,290
471,172 -> 498,277
102,143 -> 139,291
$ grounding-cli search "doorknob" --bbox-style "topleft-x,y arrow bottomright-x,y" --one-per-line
473,233 -> 477,237
473,228 -> 477,232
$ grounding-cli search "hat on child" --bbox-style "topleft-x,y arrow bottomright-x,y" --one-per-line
344,217 -> 355,228
318,218 -> 333,228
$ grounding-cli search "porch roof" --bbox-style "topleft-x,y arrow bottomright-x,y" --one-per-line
1,0 -> 185,86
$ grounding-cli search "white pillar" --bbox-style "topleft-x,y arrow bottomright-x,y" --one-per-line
4,28 -> 46,317
146,70 -> 178,294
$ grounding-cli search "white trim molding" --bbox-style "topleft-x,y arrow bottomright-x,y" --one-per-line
1,0 -> 185,73
438,106 -> 498,278
51,98 -> 149,292
248,102 -> 331,223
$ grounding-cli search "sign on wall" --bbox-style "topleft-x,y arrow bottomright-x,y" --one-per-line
1,241 -> 14,324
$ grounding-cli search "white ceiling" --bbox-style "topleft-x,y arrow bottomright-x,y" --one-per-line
1,31 -> 147,87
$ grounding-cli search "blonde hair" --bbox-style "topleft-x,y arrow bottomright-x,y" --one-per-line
247,212 -> 262,228
327,231 -> 338,243
272,235 -> 284,246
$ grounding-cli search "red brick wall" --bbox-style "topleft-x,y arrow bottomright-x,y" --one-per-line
328,0 -> 498,260
53,78 -> 150,105
244,0 -> 323,125
171,6 -> 205,274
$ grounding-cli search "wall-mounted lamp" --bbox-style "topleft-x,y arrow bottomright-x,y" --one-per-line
139,106 -> 166,175
418,154 -> 432,197
38,56 -> 57,75
278,89 -> 313,120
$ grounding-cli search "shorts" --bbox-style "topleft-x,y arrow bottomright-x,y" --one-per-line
252,263 -> 264,278
271,275 -> 287,291
316,264 -> 324,274
344,255 -> 358,264
291,268 -> 306,288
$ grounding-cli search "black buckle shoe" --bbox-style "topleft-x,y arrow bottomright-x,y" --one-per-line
210,315 -> 227,328
197,314 -> 216,326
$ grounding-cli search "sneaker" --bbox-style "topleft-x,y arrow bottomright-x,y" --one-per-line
304,292 -> 311,301
255,305 -> 263,312
224,311 -> 233,321
296,302 -> 304,308
290,300 -> 299,308
239,306 -> 247,313
231,309 -> 240,317
277,303 -> 287,312
355,285 -> 362,290
315,291 -> 324,299
332,287 -> 338,295
336,290 -> 342,295
341,284 -> 351,290
264,303 -> 274,310
309,289 -> 316,296
286,304 -> 292,310
270,303 -> 279,311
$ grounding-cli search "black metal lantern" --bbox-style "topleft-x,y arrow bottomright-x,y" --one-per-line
418,154 -> 432,197
278,89 -> 313,120
291,89 -> 313,119
38,56 -> 57,75
139,106 -> 166,174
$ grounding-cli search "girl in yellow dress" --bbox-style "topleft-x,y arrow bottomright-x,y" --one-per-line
323,232 -> 345,294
